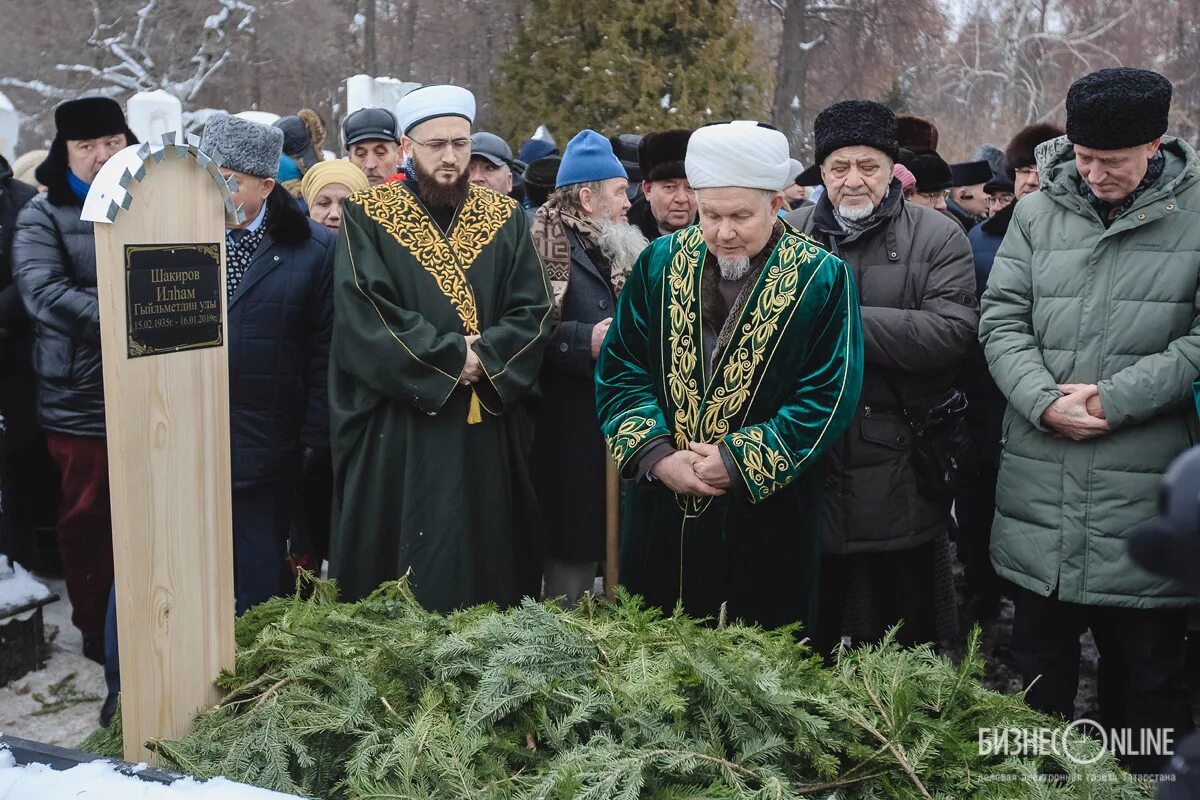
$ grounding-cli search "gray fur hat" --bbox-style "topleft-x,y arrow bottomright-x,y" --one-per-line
201,112 -> 284,179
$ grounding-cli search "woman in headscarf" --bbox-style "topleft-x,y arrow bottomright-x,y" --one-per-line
300,160 -> 368,235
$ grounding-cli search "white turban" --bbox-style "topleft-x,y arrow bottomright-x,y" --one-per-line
685,121 -> 791,191
395,84 -> 476,135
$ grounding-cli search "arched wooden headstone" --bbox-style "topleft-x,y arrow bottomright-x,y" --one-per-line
82,132 -> 244,762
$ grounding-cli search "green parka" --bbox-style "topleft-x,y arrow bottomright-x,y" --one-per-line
979,136 -> 1200,609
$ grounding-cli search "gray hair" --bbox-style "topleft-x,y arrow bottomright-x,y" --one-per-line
550,181 -> 606,215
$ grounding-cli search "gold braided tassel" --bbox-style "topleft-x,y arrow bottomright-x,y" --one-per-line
467,390 -> 483,424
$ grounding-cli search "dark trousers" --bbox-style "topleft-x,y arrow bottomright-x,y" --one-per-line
233,479 -> 294,615
815,540 -> 938,658
1010,584 -> 1196,775
955,460 -> 1001,618
44,432 -> 113,644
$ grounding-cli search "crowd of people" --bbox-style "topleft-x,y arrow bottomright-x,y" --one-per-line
0,66 -> 1196,776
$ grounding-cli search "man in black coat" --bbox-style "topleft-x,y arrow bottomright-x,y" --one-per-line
200,112 -> 334,614
0,152 -> 39,564
627,129 -> 697,243
13,98 -> 137,663
529,130 -> 649,604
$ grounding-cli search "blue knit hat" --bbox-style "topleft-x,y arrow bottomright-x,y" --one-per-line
556,129 -> 626,189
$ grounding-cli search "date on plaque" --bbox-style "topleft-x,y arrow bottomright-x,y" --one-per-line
125,243 -> 223,358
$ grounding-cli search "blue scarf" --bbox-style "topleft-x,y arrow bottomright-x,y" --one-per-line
67,170 -> 91,204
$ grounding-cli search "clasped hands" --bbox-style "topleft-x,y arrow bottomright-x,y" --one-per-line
459,334 -> 483,386
1040,383 -> 1109,441
650,442 -> 731,497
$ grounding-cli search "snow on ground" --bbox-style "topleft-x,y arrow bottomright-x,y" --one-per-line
0,748 -> 298,798
0,576 -> 106,748
0,562 -> 53,622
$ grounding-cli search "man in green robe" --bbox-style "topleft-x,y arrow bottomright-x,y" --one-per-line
329,85 -> 553,610
595,121 -> 864,630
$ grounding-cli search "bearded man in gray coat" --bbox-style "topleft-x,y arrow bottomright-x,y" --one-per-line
785,101 -> 978,656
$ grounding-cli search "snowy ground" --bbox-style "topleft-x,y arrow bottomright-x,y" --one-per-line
0,576 -> 106,748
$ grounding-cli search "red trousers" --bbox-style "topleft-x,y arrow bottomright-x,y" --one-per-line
44,432 -> 114,643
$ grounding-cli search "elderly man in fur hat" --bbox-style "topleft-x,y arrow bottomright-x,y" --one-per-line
198,113 -> 336,614
328,85 -> 553,611
980,68 -> 1200,772
595,121 -> 863,630
784,101 -> 977,656
12,97 -> 137,665
627,129 -> 697,242
529,130 -> 649,605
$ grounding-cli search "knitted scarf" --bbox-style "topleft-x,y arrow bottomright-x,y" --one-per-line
531,194 -> 630,322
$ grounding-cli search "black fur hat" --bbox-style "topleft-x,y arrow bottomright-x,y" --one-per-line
36,97 -> 138,207
814,100 -> 900,165
1066,67 -> 1171,150
1004,123 -> 1065,179
637,129 -> 692,183
901,149 -> 952,193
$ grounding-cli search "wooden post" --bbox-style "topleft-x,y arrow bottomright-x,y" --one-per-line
85,137 -> 238,762
605,459 -> 620,601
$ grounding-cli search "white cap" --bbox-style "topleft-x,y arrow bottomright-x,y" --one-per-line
395,84 -> 476,136
685,121 -> 790,191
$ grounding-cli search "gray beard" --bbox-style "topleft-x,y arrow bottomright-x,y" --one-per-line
716,255 -> 752,281
595,221 -> 650,274
836,201 -> 875,221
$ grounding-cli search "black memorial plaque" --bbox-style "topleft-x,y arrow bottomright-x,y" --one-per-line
125,243 -> 223,358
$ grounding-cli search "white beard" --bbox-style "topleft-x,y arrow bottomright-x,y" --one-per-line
716,255 -> 752,281
837,201 -> 875,221
596,221 -> 650,274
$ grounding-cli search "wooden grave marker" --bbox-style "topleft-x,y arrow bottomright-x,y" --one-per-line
83,133 -> 245,762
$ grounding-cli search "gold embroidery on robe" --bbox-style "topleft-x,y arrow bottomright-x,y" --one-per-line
354,183 -> 513,335
664,227 -> 705,450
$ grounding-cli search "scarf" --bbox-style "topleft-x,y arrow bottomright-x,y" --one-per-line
833,184 -> 898,237
67,170 -> 90,204
531,194 -> 630,322
1078,150 -> 1166,228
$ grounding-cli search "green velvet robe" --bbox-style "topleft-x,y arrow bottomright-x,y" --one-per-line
329,182 -> 553,611
595,225 -> 863,630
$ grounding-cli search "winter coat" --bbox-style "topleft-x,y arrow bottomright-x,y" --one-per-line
785,183 -> 978,554
12,179 -> 105,437
979,135 -> 1200,609
531,227 -> 616,562
960,205 -> 1012,466
227,186 -> 334,490
0,155 -> 39,443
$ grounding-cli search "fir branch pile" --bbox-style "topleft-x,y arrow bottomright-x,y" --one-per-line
81,577 -> 1151,799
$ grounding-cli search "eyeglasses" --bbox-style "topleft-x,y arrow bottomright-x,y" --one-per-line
916,190 -> 950,203
1014,166 -> 1038,177
409,137 -> 472,154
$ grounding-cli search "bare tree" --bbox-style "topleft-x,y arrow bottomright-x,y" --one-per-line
0,0 -> 263,104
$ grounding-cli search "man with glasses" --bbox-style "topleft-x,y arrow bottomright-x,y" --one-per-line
328,84 -> 554,611
784,101 -> 977,656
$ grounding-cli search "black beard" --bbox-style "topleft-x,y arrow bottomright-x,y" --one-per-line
413,159 -> 471,208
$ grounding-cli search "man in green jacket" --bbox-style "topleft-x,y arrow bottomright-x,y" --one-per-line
980,67 -> 1199,773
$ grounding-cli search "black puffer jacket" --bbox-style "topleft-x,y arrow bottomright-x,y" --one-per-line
785,183 -> 978,553
12,175 -> 104,436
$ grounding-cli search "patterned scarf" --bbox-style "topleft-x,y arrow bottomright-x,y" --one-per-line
531,194 -> 630,322
1078,150 -> 1165,228
226,221 -> 267,299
